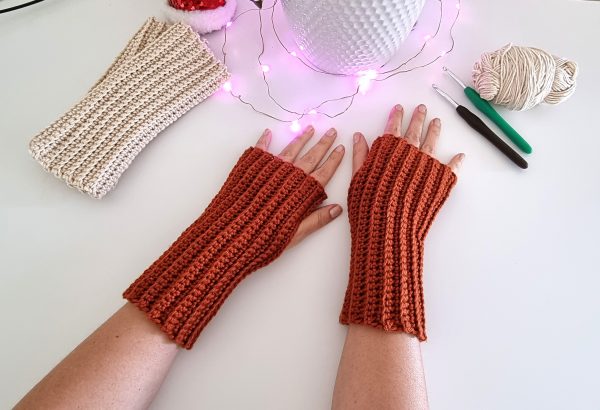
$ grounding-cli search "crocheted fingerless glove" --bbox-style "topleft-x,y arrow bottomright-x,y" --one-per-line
124,147 -> 326,349
340,135 -> 457,341
29,18 -> 228,198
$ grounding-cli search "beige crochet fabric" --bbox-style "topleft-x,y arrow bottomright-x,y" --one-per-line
29,18 -> 229,199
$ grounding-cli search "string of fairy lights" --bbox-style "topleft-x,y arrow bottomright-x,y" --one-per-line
219,0 -> 462,131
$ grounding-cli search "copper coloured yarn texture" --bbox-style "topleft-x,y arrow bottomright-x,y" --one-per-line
124,147 -> 327,349
340,135 -> 457,341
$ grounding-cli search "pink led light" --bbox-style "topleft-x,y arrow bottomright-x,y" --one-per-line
214,0 -> 461,124
222,81 -> 232,92
308,109 -> 317,115
226,21 -> 232,28
357,69 -> 378,94
290,120 -> 301,132
261,64 -> 270,73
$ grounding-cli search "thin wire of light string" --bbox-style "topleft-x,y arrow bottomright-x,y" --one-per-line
376,0 -> 460,81
224,6 -> 360,121
219,0 -> 461,123
377,0 -> 444,74
267,0 -> 446,77
269,2 -> 357,77
255,8 -> 361,118
222,3 -> 360,122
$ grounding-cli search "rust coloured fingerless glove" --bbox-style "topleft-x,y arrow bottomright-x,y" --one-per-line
124,147 -> 326,349
340,135 -> 457,341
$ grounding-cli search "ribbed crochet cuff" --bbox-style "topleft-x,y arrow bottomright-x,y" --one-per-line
124,147 -> 327,349
340,135 -> 457,341
29,18 -> 229,198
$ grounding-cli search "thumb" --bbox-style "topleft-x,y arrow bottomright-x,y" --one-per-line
352,133 -> 369,176
288,205 -> 343,248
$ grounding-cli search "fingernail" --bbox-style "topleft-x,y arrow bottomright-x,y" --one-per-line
418,104 -> 427,113
329,205 -> 342,218
353,132 -> 362,144
335,144 -> 344,152
455,153 -> 466,171
261,129 -> 271,145
326,128 -> 336,137
394,104 -> 403,112
433,118 -> 441,126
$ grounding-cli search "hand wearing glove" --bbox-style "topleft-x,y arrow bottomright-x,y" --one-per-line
333,104 -> 464,410
340,104 -> 462,341
125,127 -> 345,348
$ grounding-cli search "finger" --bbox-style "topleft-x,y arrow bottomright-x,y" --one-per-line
447,153 -> 465,173
288,204 -> 343,248
310,144 -> 345,186
421,118 -> 441,156
294,128 -> 337,174
352,132 -> 369,176
278,125 -> 315,162
405,104 -> 427,147
255,129 -> 272,151
383,104 -> 404,137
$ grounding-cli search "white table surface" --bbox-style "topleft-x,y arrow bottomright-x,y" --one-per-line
1,0 -> 599,408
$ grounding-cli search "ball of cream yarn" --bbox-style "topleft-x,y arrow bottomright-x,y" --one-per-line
472,44 -> 578,111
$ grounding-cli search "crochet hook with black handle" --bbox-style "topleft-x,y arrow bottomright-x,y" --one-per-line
432,84 -> 528,169
442,67 -> 532,154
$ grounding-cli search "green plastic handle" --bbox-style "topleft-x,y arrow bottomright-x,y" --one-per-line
464,87 -> 532,154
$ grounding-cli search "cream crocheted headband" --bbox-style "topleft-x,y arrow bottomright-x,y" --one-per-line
29,18 -> 229,199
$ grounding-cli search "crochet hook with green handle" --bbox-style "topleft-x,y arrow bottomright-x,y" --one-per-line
443,67 -> 532,154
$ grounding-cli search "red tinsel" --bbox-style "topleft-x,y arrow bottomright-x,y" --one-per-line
168,0 -> 226,11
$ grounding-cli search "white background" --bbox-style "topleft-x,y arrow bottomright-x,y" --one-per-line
1,0 -> 599,409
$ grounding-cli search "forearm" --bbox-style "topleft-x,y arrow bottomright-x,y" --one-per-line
15,303 -> 178,410
332,121 -> 459,409
15,131 -> 340,409
332,325 -> 428,410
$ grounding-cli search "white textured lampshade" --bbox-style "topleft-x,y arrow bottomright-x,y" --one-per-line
281,0 -> 426,74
